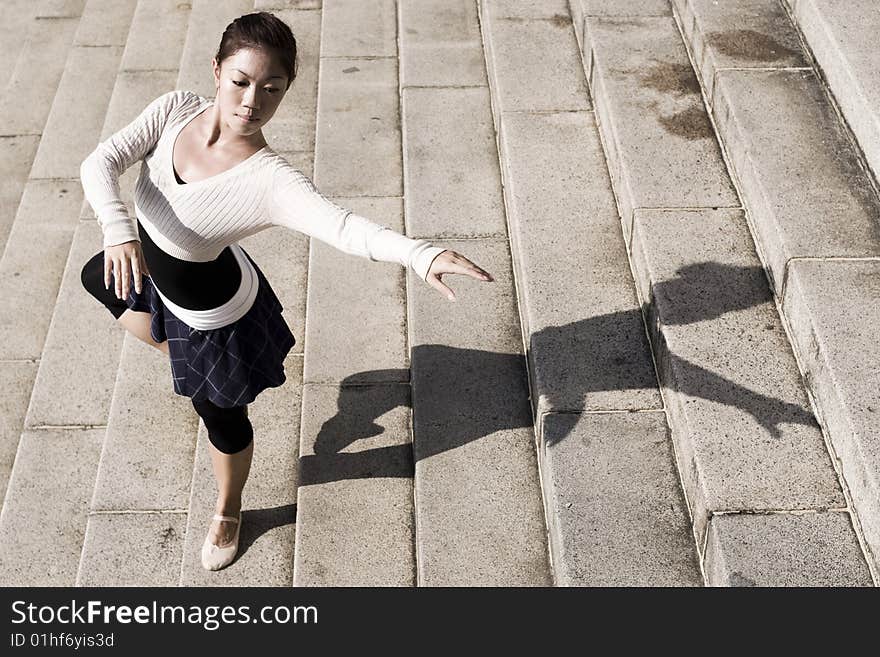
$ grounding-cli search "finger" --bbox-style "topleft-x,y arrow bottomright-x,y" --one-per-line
104,255 -> 111,290
119,256 -> 131,300
429,277 -> 456,302
113,258 -> 122,299
130,253 -> 142,294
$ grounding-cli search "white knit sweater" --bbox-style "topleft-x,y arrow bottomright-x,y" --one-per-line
79,90 -> 446,328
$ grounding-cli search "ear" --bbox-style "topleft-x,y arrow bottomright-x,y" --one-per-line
212,58 -> 221,88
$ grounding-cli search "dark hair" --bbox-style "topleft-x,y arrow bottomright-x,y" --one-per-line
215,12 -> 298,90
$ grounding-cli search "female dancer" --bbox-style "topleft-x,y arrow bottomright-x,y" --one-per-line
79,11 -> 493,571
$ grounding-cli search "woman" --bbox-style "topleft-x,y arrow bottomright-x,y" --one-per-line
79,11 -> 493,571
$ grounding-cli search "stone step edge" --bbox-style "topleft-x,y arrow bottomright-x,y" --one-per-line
667,0 -> 879,583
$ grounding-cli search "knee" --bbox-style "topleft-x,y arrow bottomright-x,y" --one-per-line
192,398 -> 253,454
81,251 -> 128,319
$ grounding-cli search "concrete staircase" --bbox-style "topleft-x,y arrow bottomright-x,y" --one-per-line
0,0 -> 875,586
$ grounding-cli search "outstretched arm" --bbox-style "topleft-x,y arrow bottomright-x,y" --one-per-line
268,163 -> 494,300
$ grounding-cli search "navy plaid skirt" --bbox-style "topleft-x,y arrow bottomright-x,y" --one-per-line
121,247 -> 296,408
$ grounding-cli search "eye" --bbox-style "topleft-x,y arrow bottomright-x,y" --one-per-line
266,88 -> 279,94
233,80 -> 247,86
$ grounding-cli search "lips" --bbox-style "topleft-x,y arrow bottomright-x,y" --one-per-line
237,114 -> 259,123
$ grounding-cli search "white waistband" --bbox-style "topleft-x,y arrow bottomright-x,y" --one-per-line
150,243 -> 259,330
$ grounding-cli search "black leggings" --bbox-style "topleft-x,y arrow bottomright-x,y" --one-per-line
80,251 -> 254,454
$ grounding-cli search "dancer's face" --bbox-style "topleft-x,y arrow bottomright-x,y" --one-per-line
211,47 -> 289,137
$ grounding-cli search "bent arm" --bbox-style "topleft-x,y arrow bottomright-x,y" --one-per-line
79,90 -> 184,248
268,163 -> 446,282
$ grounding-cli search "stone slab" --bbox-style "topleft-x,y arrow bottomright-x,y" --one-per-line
313,57 -> 401,196
0,136 -> 41,257
180,351 -> 301,586
0,0 -> 41,91
30,45 -> 124,180
90,335 -> 199,511
705,512 -> 872,586
121,0 -> 192,72
629,208 -> 844,545
497,111 -> 661,424
672,0 -> 809,101
303,196 -> 410,383
584,16 -> 738,242
0,428 -> 104,586
255,0 -> 321,8
399,0 -> 488,87
782,259 -> 880,569
408,238 -> 550,586
0,15 -> 79,136
73,0 -> 137,46
401,86 -> 507,239
0,180 -> 82,360
24,221 -> 126,427
293,383 -> 415,586
0,362 -> 38,505
482,11 -> 591,112
542,411 -> 703,586
790,0 -> 880,182
712,69 -> 880,296
77,512 -> 188,586
320,0 -> 397,58
36,0 -> 87,17
482,0 -> 572,18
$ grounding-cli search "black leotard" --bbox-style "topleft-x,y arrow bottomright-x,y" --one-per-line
135,166 -> 242,310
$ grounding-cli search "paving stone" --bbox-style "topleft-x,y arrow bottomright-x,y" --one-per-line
255,0 -> 321,8
0,362 -> 38,504
705,512 -> 872,586
258,8 -> 321,152
497,111 -> 660,426
303,196 -> 410,383
408,238 -> 550,586
313,57 -> 401,196
0,428 -> 104,586
321,0 -> 396,57
712,69 -> 880,296
120,0 -> 192,72
584,16 -> 738,243
401,86 -> 507,239
0,0 -> 41,90
30,45 -> 124,180
0,16 -> 79,136
77,512 -> 188,586
180,352 -> 301,586
24,222 -> 126,427
73,0 -> 137,46
35,0 -> 87,18
789,0 -> 880,183
481,10 -> 591,112
481,0 -> 572,18
782,259 -> 880,568
629,208 -> 844,545
672,0 -> 809,101
90,336 -> 199,511
0,181 -> 82,360
293,383 -> 415,586
399,0 -> 488,87
542,411 -> 703,586
0,135 -> 40,257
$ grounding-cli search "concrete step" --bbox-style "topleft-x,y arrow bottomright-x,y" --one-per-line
572,1 -> 873,585
783,0 -> 880,184
291,0 -> 415,586
670,0 -> 880,579
400,0 -> 550,586
479,0 -> 702,586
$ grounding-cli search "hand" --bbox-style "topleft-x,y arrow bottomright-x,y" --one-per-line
104,240 -> 149,300
425,250 -> 494,301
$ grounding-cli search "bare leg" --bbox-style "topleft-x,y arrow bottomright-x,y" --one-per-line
117,309 -> 169,356
207,436 -> 253,546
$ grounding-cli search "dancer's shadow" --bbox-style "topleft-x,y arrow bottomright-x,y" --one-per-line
299,262 -> 818,486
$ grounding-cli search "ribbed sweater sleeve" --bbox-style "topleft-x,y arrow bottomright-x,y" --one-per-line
268,162 -> 447,282
79,90 -> 185,248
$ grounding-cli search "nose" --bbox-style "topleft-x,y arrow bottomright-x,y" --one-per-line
242,85 -> 261,110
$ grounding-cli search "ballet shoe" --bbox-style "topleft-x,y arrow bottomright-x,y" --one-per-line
201,513 -> 241,571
